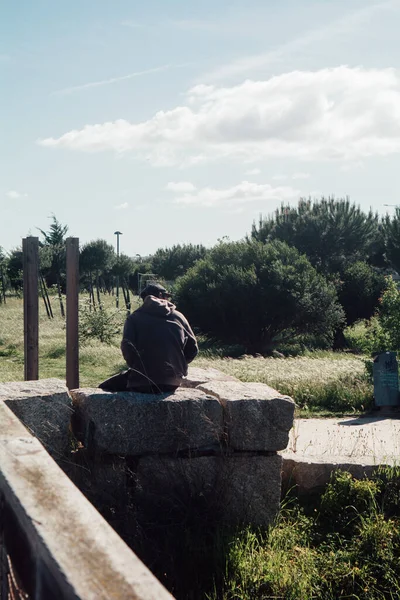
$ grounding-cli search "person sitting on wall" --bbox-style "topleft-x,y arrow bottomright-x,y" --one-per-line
99,283 -> 198,393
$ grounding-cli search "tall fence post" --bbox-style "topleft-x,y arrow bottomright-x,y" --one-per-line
23,237 -> 39,381
66,237 -> 79,390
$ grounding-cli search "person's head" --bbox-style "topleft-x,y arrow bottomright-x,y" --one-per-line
140,283 -> 171,301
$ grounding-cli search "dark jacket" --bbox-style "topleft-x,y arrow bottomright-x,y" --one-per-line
121,295 -> 198,388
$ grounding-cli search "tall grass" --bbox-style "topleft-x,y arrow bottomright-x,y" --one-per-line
207,468 -> 400,600
0,296 -> 373,413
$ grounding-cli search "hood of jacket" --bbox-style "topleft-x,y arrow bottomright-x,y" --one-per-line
139,294 -> 176,317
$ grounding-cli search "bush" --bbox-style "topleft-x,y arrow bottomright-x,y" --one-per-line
174,240 -> 344,354
345,317 -> 389,355
378,276 -> 400,350
79,300 -> 124,345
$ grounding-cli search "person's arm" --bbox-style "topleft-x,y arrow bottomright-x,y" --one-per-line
120,315 -> 138,367
175,311 -> 198,363
184,330 -> 198,363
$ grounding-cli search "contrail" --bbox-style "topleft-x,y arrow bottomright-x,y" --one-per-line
52,63 -> 187,96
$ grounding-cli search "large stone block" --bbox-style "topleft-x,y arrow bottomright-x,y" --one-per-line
181,366 -> 239,388
221,454 -> 282,527
0,378 -> 72,460
70,387 -> 223,455
134,453 -> 282,528
198,381 -> 295,451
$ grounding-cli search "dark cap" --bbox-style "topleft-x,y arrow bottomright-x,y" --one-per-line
140,283 -> 171,300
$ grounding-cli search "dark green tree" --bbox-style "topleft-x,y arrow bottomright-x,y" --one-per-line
151,244 -> 208,281
251,197 -> 382,273
6,248 -> 23,293
174,240 -> 344,354
0,247 -> 7,302
37,215 -> 69,316
383,207 -> 400,272
80,239 -> 116,306
338,261 -> 387,326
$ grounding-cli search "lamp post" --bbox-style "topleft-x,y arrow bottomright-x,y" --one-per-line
114,231 -> 123,308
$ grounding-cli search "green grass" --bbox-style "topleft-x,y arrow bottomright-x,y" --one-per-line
0,295 -> 373,413
206,468 -> 400,600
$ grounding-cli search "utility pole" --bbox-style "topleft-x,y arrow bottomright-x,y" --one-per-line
114,231 -> 123,308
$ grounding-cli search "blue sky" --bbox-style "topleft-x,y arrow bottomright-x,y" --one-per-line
1,0 -> 400,257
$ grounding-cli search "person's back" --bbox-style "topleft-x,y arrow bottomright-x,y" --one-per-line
121,284 -> 198,393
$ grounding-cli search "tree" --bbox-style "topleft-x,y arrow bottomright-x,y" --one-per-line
174,240 -> 344,354
0,247 -> 7,302
151,244 -> 208,281
6,248 -> 23,293
111,253 -> 136,311
251,197 -> 382,273
377,277 -> 400,350
338,262 -> 387,326
37,215 -> 69,316
80,239 -> 116,305
383,207 -> 400,272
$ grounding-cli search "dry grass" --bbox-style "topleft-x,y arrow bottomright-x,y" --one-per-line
0,295 -> 372,413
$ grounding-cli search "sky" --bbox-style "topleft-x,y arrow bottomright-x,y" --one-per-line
1,0 -> 400,257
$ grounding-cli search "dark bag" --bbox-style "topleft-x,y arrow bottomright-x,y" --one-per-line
98,370 -> 129,392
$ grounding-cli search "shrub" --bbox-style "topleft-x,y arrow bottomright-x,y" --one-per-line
378,276 -> 400,350
78,300 -> 124,345
345,317 -> 389,355
174,240 -> 344,354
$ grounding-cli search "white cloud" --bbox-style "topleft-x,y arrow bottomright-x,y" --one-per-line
115,202 -> 129,210
39,67 -> 400,165
172,181 -> 300,208
6,190 -> 27,199
166,181 -> 197,192
245,168 -> 261,175
292,172 -> 310,180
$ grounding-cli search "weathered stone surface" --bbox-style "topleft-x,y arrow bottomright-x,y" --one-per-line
282,458 -> 379,492
0,378 -> 72,460
282,416 -> 400,491
134,453 -> 282,528
0,401 -> 174,600
198,381 -> 295,451
181,366 -> 239,388
70,387 -> 223,455
221,454 -> 282,527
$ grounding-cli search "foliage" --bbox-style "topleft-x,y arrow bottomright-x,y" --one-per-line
338,261 -> 387,326
345,318 -> 389,355
377,277 -> 400,351
80,239 -> 116,276
383,207 -> 400,272
6,248 -> 23,291
78,299 -> 125,345
211,469 -> 400,600
37,215 -> 69,288
111,253 -> 135,279
151,243 -> 208,281
251,197 -> 383,273
175,239 -> 344,354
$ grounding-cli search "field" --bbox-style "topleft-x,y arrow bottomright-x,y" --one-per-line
0,295 -> 372,414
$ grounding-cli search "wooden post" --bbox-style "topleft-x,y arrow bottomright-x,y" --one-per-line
66,238 -> 79,390
23,237 -> 39,380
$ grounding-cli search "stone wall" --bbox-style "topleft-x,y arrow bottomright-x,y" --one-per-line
0,370 -> 295,530
0,372 -> 295,598
69,368 -> 295,528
